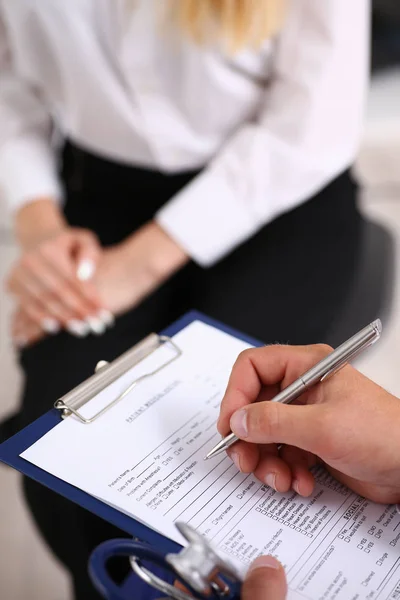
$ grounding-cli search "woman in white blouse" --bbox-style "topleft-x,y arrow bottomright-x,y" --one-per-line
0,1 -> 369,598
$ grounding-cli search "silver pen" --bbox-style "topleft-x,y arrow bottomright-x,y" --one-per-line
205,319 -> 382,460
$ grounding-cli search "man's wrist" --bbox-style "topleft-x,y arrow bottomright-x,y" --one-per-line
15,198 -> 67,250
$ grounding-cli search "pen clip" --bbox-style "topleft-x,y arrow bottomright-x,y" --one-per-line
320,345 -> 370,382
321,320 -> 382,383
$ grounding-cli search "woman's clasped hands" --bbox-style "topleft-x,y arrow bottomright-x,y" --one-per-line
7,200 -> 188,348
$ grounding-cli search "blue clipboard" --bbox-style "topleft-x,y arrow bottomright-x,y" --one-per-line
0,310 -> 262,556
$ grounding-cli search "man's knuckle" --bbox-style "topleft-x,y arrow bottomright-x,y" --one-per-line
237,349 -> 252,363
231,350 -> 252,373
314,343 -> 333,357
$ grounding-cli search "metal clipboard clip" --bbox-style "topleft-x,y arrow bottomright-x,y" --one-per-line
54,334 -> 182,424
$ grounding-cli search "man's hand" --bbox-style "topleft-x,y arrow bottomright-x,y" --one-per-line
217,345 -> 400,504
242,556 -> 287,600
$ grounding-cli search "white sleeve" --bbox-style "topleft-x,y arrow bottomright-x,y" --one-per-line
0,13 -> 62,213
156,0 -> 370,267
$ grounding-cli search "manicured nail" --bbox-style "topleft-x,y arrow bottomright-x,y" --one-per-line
293,480 -> 300,495
265,473 -> 277,491
230,451 -> 241,472
41,318 -> 60,334
97,309 -> 115,327
248,556 -> 281,573
230,409 -> 248,439
14,336 -> 27,348
86,316 -> 106,335
67,320 -> 90,337
77,259 -> 95,281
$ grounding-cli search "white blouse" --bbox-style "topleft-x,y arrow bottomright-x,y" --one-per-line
0,0 -> 370,266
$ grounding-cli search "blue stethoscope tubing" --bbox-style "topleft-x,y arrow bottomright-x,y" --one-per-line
89,538 -> 202,600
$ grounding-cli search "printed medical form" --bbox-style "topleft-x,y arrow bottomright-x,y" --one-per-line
22,321 -> 400,599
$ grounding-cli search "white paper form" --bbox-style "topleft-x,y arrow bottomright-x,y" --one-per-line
21,321 -> 400,599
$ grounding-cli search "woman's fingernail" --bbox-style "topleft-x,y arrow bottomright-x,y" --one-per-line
230,409 -> 248,439
293,480 -> 300,495
41,318 -> 60,334
230,451 -> 241,472
97,309 -> 115,327
67,320 -> 90,337
248,556 -> 281,573
77,259 -> 96,281
86,316 -> 106,335
265,473 -> 277,491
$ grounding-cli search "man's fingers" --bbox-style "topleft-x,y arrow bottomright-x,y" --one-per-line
217,345 -> 331,435
254,454 -> 292,494
226,442 -> 293,492
227,440 -> 260,474
242,556 -> 287,600
253,451 -> 293,493
230,401 -> 327,456
280,445 -> 317,496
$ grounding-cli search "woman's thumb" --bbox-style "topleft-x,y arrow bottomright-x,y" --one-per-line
74,230 -> 101,281
242,556 -> 287,600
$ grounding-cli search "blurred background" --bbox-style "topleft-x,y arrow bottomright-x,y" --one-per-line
0,3 -> 399,599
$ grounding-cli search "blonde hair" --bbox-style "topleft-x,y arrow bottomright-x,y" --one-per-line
171,0 -> 286,51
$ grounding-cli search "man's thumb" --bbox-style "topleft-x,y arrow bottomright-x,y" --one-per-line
230,401 -> 325,455
242,556 -> 287,600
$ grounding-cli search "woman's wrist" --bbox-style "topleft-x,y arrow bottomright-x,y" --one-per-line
123,221 -> 189,285
148,221 -> 189,279
15,198 -> 67,250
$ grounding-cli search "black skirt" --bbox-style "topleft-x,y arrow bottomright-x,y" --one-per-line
18,141 -> 362,599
